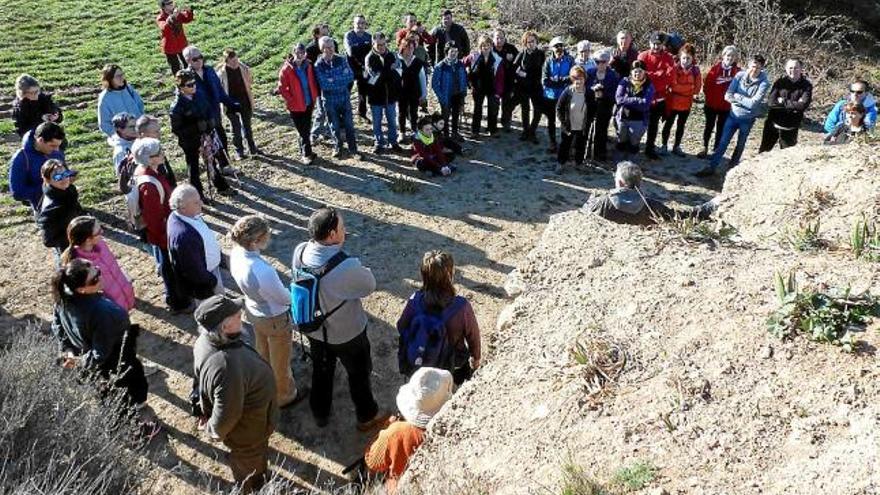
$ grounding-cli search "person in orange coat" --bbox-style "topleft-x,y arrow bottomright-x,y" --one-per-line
365,367 -> 454,494
662,43 -> 702,156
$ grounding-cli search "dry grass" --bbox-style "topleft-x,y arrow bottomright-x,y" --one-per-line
569,336 -> 627,408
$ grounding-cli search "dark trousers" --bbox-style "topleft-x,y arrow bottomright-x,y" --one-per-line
307,330 -> 379,423
108,324 -> 149,406
472,91 -> 499,134
558,129 -> 587,164
591,100 -> 614,159
226,106 -> 256,153
290,107 -> 314,157
441,95 -> 465,138
519,91 -> 542,137
662,109 -> 691,148
355,77 -> 369,118
500,92 -> 517,130
703,107 -> 729,151
543,97 -> 559,144
155,246 -> 191,310
646,100 -> 666,151
398,96 -> 420,138
758,119 -> 799,152
181,139 -> 230,200
166,53 -> 186,75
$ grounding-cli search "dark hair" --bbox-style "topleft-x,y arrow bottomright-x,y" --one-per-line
51,259 -> 93,305
441,9 -> 453,17
223,47 -> 237,59
420,250 -> 456,311
631,60 -> 646,71
845,102 -> 867,114
308,207 -> 340,241
444,41 -> 458,54
175,69 -> 197,86
61,216 -> 99,264
40,159 -> 65,182
112,112 -> 134,131
312,24 -> 324,39
101,64 -> 123,89
417,115 -> 433,129
752,54 -> 766,66
429,111 -> 443,124
35,121 -> 66,143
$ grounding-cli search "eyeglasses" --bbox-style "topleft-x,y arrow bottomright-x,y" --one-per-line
191,55 -> 203,62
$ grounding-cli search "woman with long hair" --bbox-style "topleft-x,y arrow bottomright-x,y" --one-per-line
61,216 -> 135,312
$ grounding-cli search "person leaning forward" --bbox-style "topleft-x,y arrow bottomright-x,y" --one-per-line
193,295 -> 277,494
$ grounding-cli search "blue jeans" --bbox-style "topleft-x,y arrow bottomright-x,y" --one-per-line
370,104 -> 398,148
310,97 -> 331,140
324,98 -> 358,152
709,114 -> 755,170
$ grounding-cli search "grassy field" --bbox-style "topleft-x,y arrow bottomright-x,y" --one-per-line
0,0 -> 448,218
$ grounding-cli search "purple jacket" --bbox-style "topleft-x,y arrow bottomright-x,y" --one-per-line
616,77 -> 654,125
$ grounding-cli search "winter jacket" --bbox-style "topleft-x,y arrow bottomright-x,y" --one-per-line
344,30 -> 373,77
542,52 -> 576,101
169,91 -> 215,149
37,184 -> 83,249
556,87 -> 591,133
586,66 -> 620,104
464,51 -> 505,98
429,23 -> 470,63
135,165 -> 173,248
194,66 -> 238,120
277,59 -> 319,113
411,132 -> 448,173
616,78 -> 654,124
637,50 -> 674,104
216,62 -> 255,109
431,58 -> 468,108
512,48 -> 545,96
726,70 -> 770,120
52,293 -> 129,369
585,187 -> 678,226
107,134 -> 134,175
667,63 -> 702,112
398,55 -> 428,101
69,239 -> 135,312
97,85 -> 145,137
12,93 -> 63,137
156,8 -> 193,54
824,94 -> 878,133
8,130 -> 65,210
364,50 -> 402,106
610,45 -> 639,78
167,212 -> 218,300
493,42 -> 519,97
314,55 -> 355,106
766,76 -> 813,130
291,241 -> 376,345
193,329 -> 277,442
703,62 -> 741,111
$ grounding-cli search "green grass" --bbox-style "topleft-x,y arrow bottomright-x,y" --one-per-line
610,461 -> 657,492
0,0 -> 446,216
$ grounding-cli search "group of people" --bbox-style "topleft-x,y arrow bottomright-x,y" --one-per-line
5,2 -> 878,493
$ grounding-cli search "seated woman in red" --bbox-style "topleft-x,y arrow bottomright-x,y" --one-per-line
411,115 -> 457,176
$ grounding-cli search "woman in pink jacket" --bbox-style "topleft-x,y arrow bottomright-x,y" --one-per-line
61,216 -> 136,312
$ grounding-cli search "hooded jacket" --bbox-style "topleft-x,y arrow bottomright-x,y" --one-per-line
616,78 -> 654,125
8,130 -> 66,210
585,187 -> 677,226
69,239 -> 135,312
823,93 -> 877,133
542,51 -> 575,101
364,49 -> 402,106
431,58 -> 468,108
637,49 -> 674,104
726,70 -> 770,120
97,85 -> 145,137
464,50 -> 505,97
277,58 -> 320,113
38,183 -> 83,249
667,63 -> 702,112
703,61 -> 741,111
156,8 -> 193,54
12,93 -> 63,137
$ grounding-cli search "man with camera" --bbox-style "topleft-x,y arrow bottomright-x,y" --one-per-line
156,0 -> 194,75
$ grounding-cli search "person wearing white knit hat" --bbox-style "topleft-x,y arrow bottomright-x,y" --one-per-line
575,40 -> 596,72
364,367 -> 454,493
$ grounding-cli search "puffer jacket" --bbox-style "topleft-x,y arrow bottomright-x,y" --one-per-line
703,62 -> 741,111
69,239 -> 135,312
616,78 -> 654,124
667,63 -> 702,112
277,59 -> 319,112
637,50 -> 674,104
542,52 -> 575,101
431,59 -> 468,108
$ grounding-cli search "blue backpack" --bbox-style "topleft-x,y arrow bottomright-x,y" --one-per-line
290,250 -> 349,345
399,292 -> 467,375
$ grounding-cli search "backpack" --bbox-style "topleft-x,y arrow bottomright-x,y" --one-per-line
290,249 -> 349,343
125,174 -> 164,233
399,292 -> 466,375
117,151 -> 137,194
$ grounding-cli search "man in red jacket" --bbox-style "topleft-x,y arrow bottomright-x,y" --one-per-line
637,32 -> 674,160
156,0 -> 194,76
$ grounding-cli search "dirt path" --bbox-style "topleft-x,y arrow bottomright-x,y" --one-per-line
0,102 -> 727,493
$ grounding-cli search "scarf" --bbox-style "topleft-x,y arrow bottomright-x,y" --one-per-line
631,79 -> 644,94
175,212 -> 222,271
417,131 -> 434,146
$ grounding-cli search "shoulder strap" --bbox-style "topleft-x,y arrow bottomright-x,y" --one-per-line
135,175 -> 165,204
440,296 -> 467,323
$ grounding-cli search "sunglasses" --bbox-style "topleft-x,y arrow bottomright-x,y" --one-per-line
51,170 -> 76,181
87,267 -> 102,286
851,89 -> 865,94
181,81 -> 196,88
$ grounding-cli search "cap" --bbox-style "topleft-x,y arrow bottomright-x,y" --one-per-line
576,40 -> 591,52
649,32 -> 667,45
549,36 -> 566,48
194,295 -> 244,331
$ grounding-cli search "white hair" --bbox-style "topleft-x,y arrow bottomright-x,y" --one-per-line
130,137 -> 162,167
318,36 -> 335,50
182,45 -> 202,60
721,45 -> 739,60
593,48 -> 612,62
15,74 -> 39,98
169,184 -> 200,211
615,161 -> 643,188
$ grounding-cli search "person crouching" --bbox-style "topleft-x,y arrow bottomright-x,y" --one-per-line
411,115 -> 456,176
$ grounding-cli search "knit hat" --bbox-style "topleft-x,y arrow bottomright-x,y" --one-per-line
195,295 -> 244,331
549,36 -> 566,48
593,48 -> 612,62
396,367 -> 454,428
576,40 -> 591,53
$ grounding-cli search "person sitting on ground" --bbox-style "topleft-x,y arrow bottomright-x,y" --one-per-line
277,43 -> 320,165
585,161 -> 714,225
292,207 -> 387,431
823,79 -> 877,134
396,250 -> 480,383
465,35 -> 505,138
51,258 -> 152,417
364,32 -> 403,154
431,42 -> 468,141
662,43 -> 702,157
167,184 -> 223,303
108,112 -> 138,175
615,61 -> 654,154
135,115 -> 178,188
824,102 -> 868,145
412,115 -> 456,176
512,31 -> 546,143
429,112 -> 463,156
216,48 -> 261,159
758,58 -> 813,153
699,45 -> 741,158
428,9 -> 470,64
8,121 -> 66,212
131,137 -> 190,313
156,0 -> 194,75
229,215 -> 307,409
555,66 -> 591,173
61,216 -> 135,313
586,49 -> 619,161
192,295 -> 277,494
364,367 -> 454,495
37,159 -> 83,258
97,64 -> 145,138
12,74 -> 62,138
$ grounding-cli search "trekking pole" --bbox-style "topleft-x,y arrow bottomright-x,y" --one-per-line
342,456 -> 366,475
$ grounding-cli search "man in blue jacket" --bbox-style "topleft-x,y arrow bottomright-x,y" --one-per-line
823,80 -> 877,134
542,36 -> 575,153
8,121 -> 66,212
184,45 -> 239,173
314,36 -> 361,159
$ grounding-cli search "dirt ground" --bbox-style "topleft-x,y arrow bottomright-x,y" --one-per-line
0,100 -> 804,493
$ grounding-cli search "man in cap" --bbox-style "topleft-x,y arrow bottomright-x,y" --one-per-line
192,295 -> 278,493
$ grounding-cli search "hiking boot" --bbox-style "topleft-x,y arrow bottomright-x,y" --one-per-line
357,412 -> 392,432
645,148 -> 660,160
694,166 -> 716,178
220,166 -> 239,177
672,146 -> 686,157
218,188 -> 238,197
696,147 -> 708,159
372,145 -> 386,154
390,143 -> 404,153
248,145 -> 262,156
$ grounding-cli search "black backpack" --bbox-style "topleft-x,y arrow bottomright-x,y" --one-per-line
117,150 -> 137,194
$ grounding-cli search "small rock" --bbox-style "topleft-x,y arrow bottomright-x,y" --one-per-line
759,345 -> 773,359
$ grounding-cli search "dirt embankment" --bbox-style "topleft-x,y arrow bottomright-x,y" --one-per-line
403,143 -> 880,494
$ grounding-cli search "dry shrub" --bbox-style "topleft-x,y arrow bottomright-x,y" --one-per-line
0,325 -> 146,494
